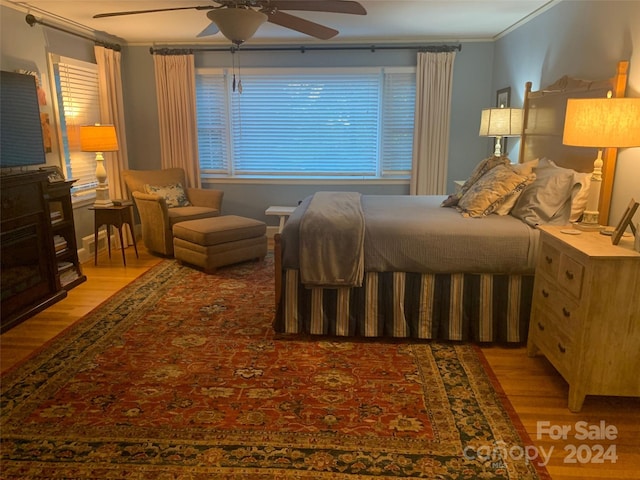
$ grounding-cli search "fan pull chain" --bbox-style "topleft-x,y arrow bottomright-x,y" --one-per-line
231,48 -> 237,92
230,46 -> 243,94
237,47 -> 243,94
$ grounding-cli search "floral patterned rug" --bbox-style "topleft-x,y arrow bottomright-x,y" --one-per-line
1,256 -> 548,479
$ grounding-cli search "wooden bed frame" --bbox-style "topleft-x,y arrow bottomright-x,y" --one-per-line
519,60 -> 629,226
273,60 -> 629,341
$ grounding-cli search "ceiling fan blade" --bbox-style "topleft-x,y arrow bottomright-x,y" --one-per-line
269,1 -> 366,15
197,22 -> 221,37
93,5 -> 213,19
266,10 -> 338,40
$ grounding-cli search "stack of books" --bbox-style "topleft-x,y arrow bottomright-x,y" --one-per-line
50,210 -> 63,225
53,235 -> 68,254
57,261 -> 79,286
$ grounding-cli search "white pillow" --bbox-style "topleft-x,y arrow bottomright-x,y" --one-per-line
570,172 -> 591,222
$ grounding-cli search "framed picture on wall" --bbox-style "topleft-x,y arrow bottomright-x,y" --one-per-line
496,87 -> 511,108
496,87 -> 511,154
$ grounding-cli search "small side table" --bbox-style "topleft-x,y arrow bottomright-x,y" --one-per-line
265,205 -> 297,233
90,205 -> 139,266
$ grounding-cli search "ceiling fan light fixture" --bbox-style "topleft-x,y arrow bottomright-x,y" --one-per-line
206,8 -> 268,45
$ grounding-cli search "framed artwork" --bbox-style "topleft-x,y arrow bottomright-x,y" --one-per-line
496,87 -> 511,153
496,87 -> 511,108
39,165 -> 65,183
611,198 -> 639,245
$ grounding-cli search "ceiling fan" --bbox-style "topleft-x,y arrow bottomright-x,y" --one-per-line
94,1 -> 367,45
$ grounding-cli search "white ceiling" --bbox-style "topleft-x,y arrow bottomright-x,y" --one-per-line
5,0 -> 556,46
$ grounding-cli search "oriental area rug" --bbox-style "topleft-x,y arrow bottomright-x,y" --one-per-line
1,256 -> 548,479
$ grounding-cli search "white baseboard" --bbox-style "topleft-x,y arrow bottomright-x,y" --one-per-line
78,224 -> 141,264
78,231 -> 108,264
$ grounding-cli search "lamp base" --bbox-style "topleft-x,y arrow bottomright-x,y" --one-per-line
572,221 -> 603,232
94,186 -> 113,208
572,209 -> 602,231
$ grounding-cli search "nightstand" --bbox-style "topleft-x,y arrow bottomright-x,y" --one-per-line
265,205 -> 297,233
527,225 -> 640,412
90,205 -> 139,266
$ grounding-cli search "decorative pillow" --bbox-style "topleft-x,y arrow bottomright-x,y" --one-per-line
457,164 -> 536,218
441,155 -> 510,207
511,158 -> 539,177
493,159 -> 540,215
510,158 -> 577,227
144,182 -> 191,208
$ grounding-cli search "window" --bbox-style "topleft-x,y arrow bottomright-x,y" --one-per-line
196,67 -> 415,179
50,55 -> 101,193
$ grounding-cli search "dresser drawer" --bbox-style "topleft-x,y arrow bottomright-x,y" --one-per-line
529,307 -> 574,379
532,276 -> 582,335
557,254 -> 585,299
538,242 -> 561,279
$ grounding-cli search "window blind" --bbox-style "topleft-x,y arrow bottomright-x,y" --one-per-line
196,67 -> 415,178
53,56 -> 100,192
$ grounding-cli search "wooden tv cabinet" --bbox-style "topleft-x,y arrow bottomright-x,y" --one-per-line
1,171 -> 85,332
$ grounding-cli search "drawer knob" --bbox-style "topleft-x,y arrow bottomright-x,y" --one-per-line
565,270 -> 574,280
537,322 -> 545,331
558,343 -> 566,354
562,307 -> 571,318
542,289 -> 549,298
545,256 -> 553,264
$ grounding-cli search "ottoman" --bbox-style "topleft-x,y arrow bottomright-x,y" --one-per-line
172,215 -> 267,273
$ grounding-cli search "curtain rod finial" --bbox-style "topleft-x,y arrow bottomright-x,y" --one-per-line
25,14 -> 37,27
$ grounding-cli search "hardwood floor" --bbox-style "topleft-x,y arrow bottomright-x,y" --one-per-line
1,248 -> 162,372
2,246 -> 638,479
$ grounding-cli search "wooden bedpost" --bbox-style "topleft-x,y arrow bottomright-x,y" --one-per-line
518,81 -> 533,164
599,60 -> 629,226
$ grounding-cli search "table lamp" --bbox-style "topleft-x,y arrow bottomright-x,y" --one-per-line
479,107 -> 523,157
563,94 -> 640,230
80,124 -> 119,208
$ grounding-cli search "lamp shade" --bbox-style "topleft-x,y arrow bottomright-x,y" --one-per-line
80,125 -> 119,152
563,97 -> 640,147
207,8 -> 268,45
479,108 -> 524,137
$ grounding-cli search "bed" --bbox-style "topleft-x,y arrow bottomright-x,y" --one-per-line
273,61 -> 629,342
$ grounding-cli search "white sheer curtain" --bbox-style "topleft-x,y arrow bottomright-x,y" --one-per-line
410,51 -> 456,195
152,53 -> 201,188
94,45 -> 129,201
95,44 -> 133,245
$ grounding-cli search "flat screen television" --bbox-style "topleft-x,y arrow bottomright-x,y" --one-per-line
0,70 -> 47,169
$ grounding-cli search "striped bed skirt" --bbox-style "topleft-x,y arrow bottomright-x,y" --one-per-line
274,269 -> 535,343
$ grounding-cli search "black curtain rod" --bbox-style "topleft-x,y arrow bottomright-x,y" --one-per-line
150,43 -> 461,55
25,14 -> 121,51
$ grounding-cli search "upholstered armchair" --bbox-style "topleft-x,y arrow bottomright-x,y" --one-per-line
122,168 -> 223,256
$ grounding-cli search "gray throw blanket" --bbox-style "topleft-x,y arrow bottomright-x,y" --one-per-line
299,192 -> 365,287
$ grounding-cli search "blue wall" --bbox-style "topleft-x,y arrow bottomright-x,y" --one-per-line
4,0 -> 637,231
121,42 -> 495,222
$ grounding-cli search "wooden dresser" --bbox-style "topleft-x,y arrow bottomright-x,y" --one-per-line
527,225 -> 640,412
